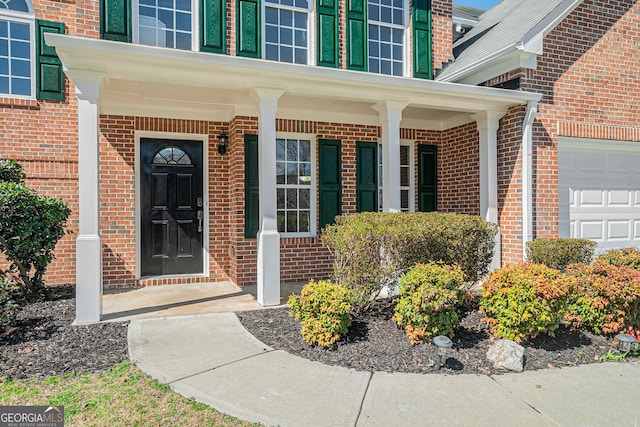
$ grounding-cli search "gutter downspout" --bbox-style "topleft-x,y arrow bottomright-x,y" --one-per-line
522,100 -> 538,260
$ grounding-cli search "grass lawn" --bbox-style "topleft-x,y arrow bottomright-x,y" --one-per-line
0,363 -> 261,427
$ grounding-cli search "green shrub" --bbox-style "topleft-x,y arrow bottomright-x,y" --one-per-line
526,238 -> 596,272
480,263 -> 572,342
392,262 -> 465,344
322,212 -> 497,312
598,247 -> 640,271
0,180 -> 71,297
287,280 -> 352,346
566,259 -> 640,335
0,159 -> 26,184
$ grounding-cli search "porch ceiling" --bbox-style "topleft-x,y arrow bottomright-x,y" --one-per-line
47,35 -> 541,130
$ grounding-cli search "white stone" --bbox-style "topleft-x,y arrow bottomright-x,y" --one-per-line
487,339 -> 525,372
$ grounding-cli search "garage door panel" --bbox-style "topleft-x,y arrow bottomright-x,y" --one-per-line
559,140 -> 640,254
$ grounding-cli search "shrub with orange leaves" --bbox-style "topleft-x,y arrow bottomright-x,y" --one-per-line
566,259 -> 640,335
480,263 -> 572,343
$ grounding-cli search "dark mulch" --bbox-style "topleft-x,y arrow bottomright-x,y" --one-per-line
238,298 -> 629,375
0,285 -> 129,381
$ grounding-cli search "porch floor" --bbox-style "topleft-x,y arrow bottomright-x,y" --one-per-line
102,281 -> 303,322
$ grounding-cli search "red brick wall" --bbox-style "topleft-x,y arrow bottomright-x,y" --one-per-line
483,0 -> 640,261
432,0 -> 453,73
0,0 -> 102,285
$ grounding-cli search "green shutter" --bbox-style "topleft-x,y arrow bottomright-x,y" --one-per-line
201,0 -> 227,53
236,0 -> 260,58
418,144 -> 437,211
35,20 -> 65,102
244,134 -> 260,238
100,0 -> 132,42
356,141 -> 377,212
412,0 -> 432,79
346,0 -> 367,71
318,139 -> 342,229
316,0 -> 339,68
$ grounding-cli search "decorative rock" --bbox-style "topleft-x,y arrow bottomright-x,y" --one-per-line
486,340 -> 525,372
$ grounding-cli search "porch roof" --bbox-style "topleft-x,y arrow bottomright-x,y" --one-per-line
47,34 -> 541,130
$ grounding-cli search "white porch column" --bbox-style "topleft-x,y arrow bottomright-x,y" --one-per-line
372,101 -> 408,212
253,88 -> 284,306
472,110 -> 506,271
74,74 -> 105,324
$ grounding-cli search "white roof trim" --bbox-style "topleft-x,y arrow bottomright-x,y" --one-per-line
439,0 -> 584,84
46,34 -> 540,115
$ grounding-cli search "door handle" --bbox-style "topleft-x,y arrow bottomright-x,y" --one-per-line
197,210 -> 203,232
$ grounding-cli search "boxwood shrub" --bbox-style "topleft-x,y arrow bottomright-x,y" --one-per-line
392,262 -> 465,344
526,238 -> 596,272
322,212 -> 497,312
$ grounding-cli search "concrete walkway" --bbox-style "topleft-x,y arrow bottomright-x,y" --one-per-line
128,312 -> 640,427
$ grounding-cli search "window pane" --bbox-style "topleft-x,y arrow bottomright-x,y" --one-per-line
400,166 -> 409,186
158,0 -> 173,8
294,29 -> 305,46
5,0 -> 30,12
286,212 -> 297,232
294,12 -> 306,28
286,188 -> 297,209
393,8 -> 403,25
10,40 -> 29,59
286,162 -> 298,184
11,77 -> 30,95
11,59 -> 29,77
175,32 -> 190,50
299,189 -> 310,209
294,47 -> 306,64
286,140 -> 298,161
265,7 -> 278,24
299,211 -> 310,232
277,188 -> 285,209
266,43 -> 279,60
393,61 -> 402,76
299,163 -> 311,184
176,12 -> 190,31
0,76 -> 9,93
401,190 -> 409,211
277,211 -> 286,232
176,0 -> 191,11
380,6 -> 391,23
10,22 -> 30,41
158,9 -> 173,27
276,161 -> 285,184
280,27 -> 292,46
400,145 -> 409,164
381,60 -> 391,75
276,139 -> 286,160
266,25 -> 278,43
294,0 -> 307,8
0,21 -> 7,38
299,140 -> 310,161
281,9 -> 292,27
0,58 -> 8,74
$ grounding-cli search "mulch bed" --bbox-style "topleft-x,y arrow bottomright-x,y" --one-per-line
0,285 -> 129,381
238,298 -> 632,375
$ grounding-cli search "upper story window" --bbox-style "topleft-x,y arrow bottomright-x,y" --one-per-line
135,0 -> 194,50
368,0 -> 405,76
264,0 -> 310,64
0,0 -> 34,97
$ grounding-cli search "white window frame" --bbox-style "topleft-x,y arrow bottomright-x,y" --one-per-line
366,0 -> 410,77
132,0 -> 200,51
276,132 -> 317,237
262,0 -> 314,65
378,140 -> 415,212
0,4 -> 36,99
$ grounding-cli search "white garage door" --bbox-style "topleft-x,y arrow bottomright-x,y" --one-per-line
559,139 -> 640,255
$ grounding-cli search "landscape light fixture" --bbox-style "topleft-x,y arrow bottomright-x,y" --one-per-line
217,130 -> 228,155
433,335 -> 453,371
614,333 -> 637,353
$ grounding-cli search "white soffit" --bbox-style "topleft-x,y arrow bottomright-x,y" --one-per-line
47,34 -> 540,128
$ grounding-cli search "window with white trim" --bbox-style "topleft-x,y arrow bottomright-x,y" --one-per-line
276,137 -> 315,234
378,142 -> 414,212
135,0 -> 194,50
264,0 -> 310,64
368,0 -> 405,76
0,0 -> 33,97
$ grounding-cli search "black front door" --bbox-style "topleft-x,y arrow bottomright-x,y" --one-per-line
140,138 -> 204,276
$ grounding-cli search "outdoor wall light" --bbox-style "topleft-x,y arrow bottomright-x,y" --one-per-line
433,335 -> 453,371
614,333 -> 637,353
217,130 -> 229,155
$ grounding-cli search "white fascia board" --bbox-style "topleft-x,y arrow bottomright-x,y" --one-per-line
452,16 -> 479,27
455,51 -> 537,86
45,34 -> 541,111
